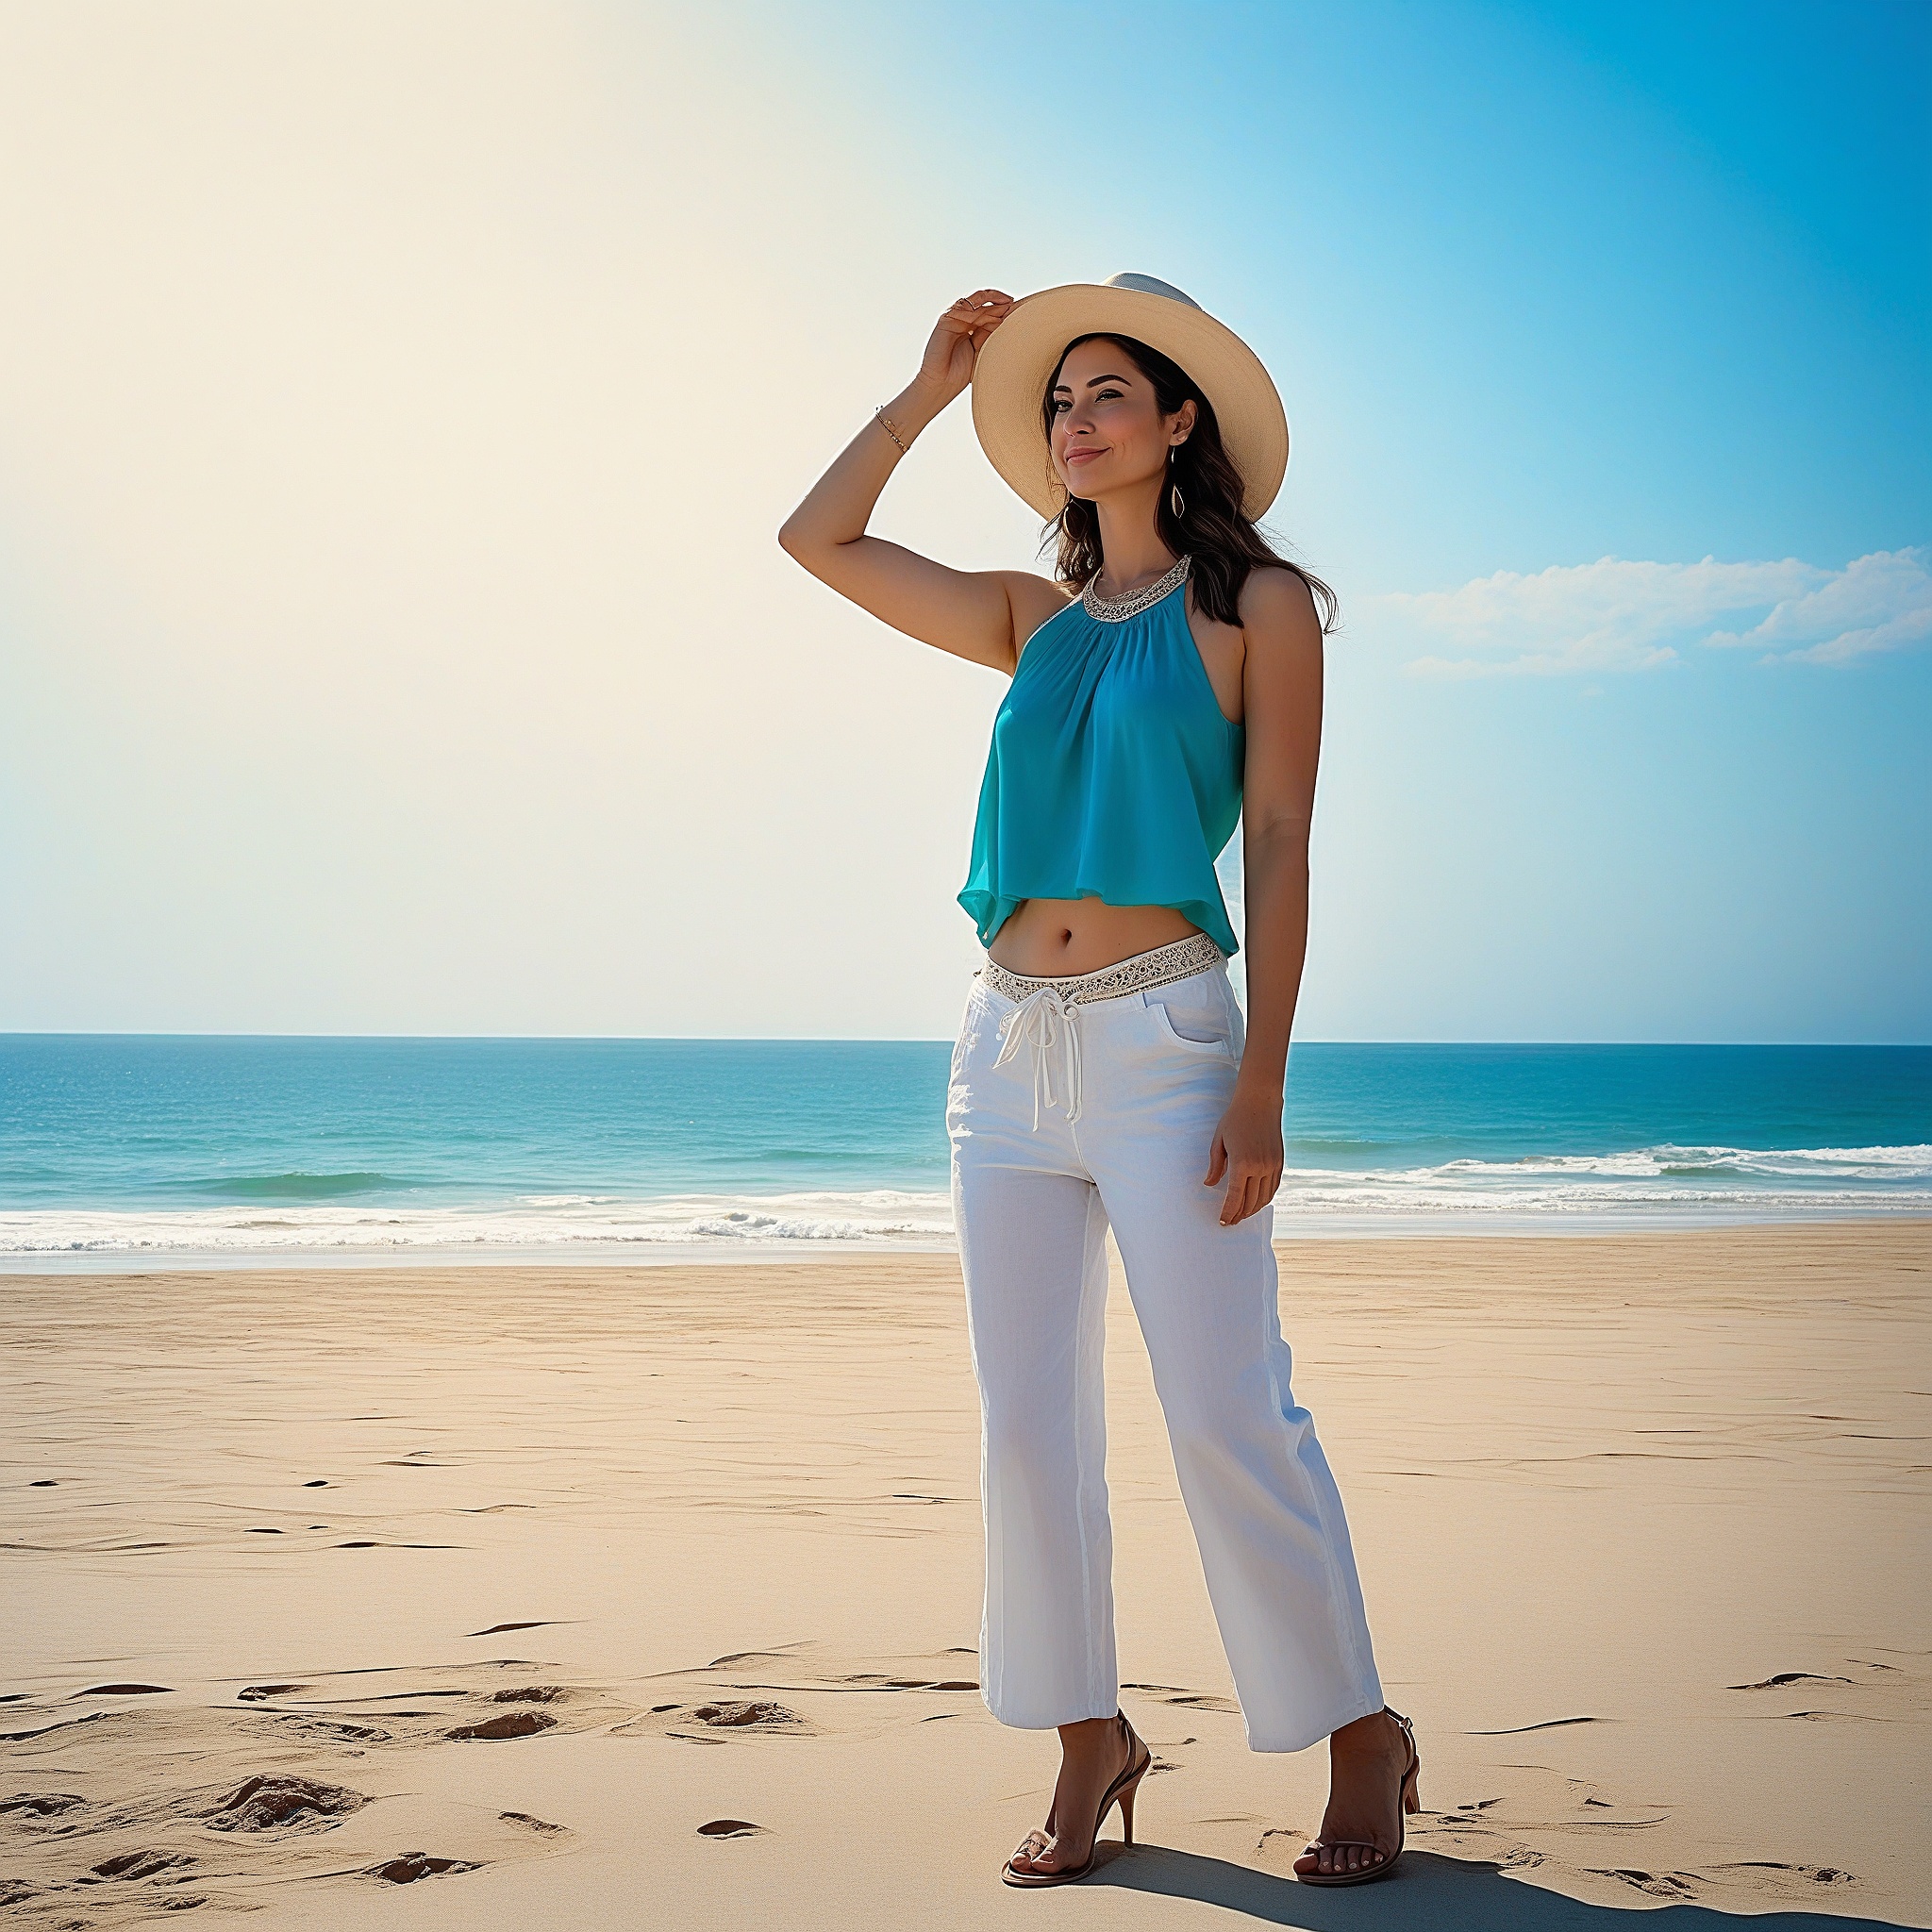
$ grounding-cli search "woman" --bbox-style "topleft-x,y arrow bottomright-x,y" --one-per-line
778,275 -> 1418,1889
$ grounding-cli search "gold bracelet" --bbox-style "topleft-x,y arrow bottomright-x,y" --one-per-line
874,406 -> 908,455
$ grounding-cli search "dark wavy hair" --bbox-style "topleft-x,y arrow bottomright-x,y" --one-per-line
1041,332 -> 1336,632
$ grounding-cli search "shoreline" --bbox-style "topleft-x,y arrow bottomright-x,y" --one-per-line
5,1205 -> 1930,1274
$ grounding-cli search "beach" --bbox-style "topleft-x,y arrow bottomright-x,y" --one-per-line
5,4 -> 1927,1927
3,1220 -> 1926,1928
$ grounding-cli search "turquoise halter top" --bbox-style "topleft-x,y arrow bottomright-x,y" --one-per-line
958,556 -> 1246,957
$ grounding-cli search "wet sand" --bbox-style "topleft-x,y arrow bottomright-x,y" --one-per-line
3,1222 -> 1928,1927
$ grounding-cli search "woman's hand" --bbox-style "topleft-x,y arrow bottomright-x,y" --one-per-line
1204,1084 -> 1286,1227
914,289 -> 1014,407
774,281 -> 1058,675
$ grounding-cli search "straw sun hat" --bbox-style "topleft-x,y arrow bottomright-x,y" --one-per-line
969,273 -> 1289,522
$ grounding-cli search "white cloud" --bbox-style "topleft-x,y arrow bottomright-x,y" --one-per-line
1704,547 -> 1932,664
1385,550 -> 1928,676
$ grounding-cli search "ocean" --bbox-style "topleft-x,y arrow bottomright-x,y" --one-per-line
2,1036 -> 1927,1266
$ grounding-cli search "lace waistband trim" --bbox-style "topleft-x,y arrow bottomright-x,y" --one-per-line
979,930 -> 1224,1007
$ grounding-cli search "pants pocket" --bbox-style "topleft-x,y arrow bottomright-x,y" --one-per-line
950,983 -> 989,1081
1143,976 -> 1237,1056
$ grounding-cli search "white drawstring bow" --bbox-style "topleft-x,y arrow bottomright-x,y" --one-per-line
991,986 -> 1086,1129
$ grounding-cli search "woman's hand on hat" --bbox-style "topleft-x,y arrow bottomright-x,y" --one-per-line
915,289 -> 1014,407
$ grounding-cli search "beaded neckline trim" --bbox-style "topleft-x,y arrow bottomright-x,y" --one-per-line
1081,554 -> 1191,623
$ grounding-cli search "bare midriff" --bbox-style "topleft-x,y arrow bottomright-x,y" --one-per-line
986,896 -> 1202,978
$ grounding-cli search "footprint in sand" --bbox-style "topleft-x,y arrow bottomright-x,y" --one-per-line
1728,1672 -> 1852,1690
254,1714 -> 389,1743
202,1774 -> 363,1832
1591,1868 -> 1701,1899
500,1810 -> 568,1835
697,1819 -> 765,1840
0,1794 -> 85,1819
74,1684 -> 171,1698
1708,1860 -> 1855,1890
369,1852 -> 479,1883
1407,1762 -> 1671,1879
1257,1824 -> 1312,1860
690,1701 -> 803,1729
620,1699 -> 810,1742
91,1848 -> 196,1880
448,1710 -> 558,1740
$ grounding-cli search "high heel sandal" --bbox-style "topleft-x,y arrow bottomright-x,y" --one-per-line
1294,1707 -> 1421,1888
1002,1711 -> 1151,1889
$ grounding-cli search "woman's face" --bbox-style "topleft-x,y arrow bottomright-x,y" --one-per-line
1047,339 -> 1194,503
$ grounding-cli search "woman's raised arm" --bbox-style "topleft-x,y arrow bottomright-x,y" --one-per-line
778,290 -> 1066,675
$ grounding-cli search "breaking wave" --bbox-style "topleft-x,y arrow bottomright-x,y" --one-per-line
2,1143 -> 1925,1263
0,1190 -> 958,1260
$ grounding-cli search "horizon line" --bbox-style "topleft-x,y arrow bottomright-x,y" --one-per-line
4,1032 -> 1929,1050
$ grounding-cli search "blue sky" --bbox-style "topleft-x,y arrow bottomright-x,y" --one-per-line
783,0 -> 1928,571
0,1 -> 1925,1040
766,0 -> 1932,1041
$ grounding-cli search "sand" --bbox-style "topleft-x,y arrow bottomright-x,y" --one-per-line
2,1221 -> 1927,1929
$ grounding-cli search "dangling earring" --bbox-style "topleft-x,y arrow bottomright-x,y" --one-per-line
1169,446 -> 1186,522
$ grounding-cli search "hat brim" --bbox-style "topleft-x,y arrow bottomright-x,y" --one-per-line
970,283 -> 1289,522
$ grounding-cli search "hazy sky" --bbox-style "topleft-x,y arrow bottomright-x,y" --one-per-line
3,1 -> 1926,1041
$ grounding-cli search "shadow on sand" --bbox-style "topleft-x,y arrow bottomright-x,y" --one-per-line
1084,1845 -> 1908,1931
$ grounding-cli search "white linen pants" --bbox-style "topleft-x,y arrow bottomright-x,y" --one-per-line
947,955 -> 1384,1753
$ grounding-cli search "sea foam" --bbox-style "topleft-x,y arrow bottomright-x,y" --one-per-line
3,1145 -> 1927,1265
